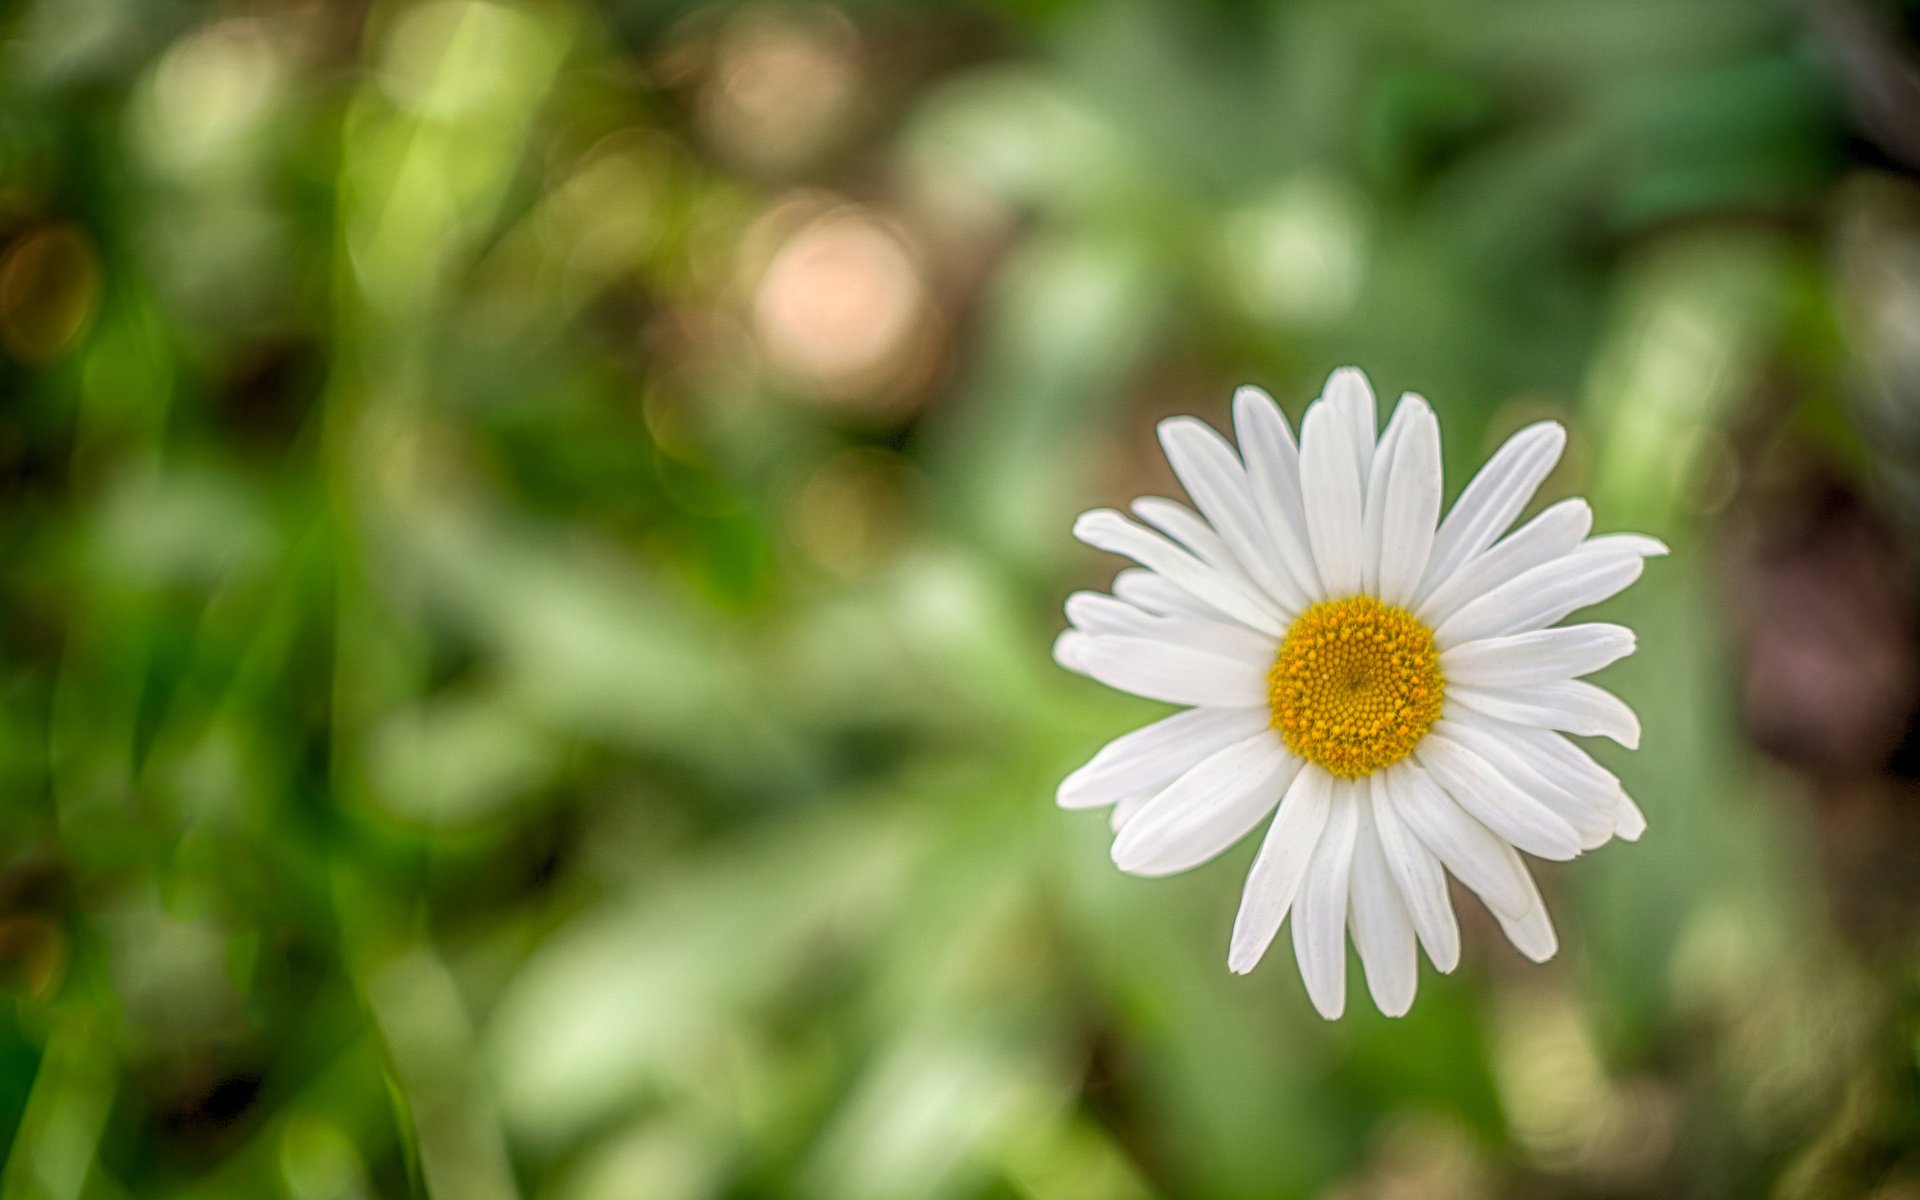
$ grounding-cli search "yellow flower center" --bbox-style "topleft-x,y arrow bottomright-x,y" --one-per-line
1268,595 -> 1445,778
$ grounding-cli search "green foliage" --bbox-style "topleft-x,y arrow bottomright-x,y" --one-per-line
0,0 -> 1914,1196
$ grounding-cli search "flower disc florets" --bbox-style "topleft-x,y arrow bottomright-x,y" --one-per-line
1268,595 -> 1444,778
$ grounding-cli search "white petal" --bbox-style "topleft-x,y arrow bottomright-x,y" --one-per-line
1159,419 -> 1310,613
1109,792 -> 1151,831
1433,716 -> 1614,849
1227,765 -> 1333,973
1358,401 -> 1409,595
1440,624 -> 1636,689
1495,873 -> 1558,963
1074,635 -> 1269,708
1292,785 -> 1359,1019
1053,629 -> 1091,676
1111,732 -> 1298,876
1111,568 -> 1239,625
1371,774 -> 1459,972
1323,366 -> 1378,481
1064,591 -> 1154,636
1445,679 -> 1640,748
1493,721 -> 1623,807
1058,705 -> 1271,810
1414,733 -> 1583,861
1584,532 -> 1669,558
1075,510 -> 1287,636
1385,761 -> 1534,920
1141,618 -> 1278,663
1348,798 -> 1419,1017
1433,548 -> 1645,647
1417,499 -> 1592,626
1416,421 -> 1566,601
1370,396 -> 1442,606
1613,790 -> 1647,841
1231,385 -> 1324,598
1132,497 -> 1242,575
1299,399 -> 1367,597
1065,592 -> 1278,663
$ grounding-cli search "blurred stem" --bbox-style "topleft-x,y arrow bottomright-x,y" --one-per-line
0,1013 -> 121,1200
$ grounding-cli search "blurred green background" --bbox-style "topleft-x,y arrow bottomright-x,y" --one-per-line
3,0 -> 1920,1196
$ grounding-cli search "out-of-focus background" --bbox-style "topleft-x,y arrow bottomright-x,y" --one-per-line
3,0 -> 1920,1196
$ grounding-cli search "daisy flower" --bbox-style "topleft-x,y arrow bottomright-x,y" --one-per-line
1054,367 -> 1663,1019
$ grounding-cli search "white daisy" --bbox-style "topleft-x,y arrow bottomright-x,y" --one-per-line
1055,367 -> 1664,1019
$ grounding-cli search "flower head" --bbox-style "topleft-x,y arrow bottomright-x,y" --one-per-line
1055,368 -> 1664,1018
